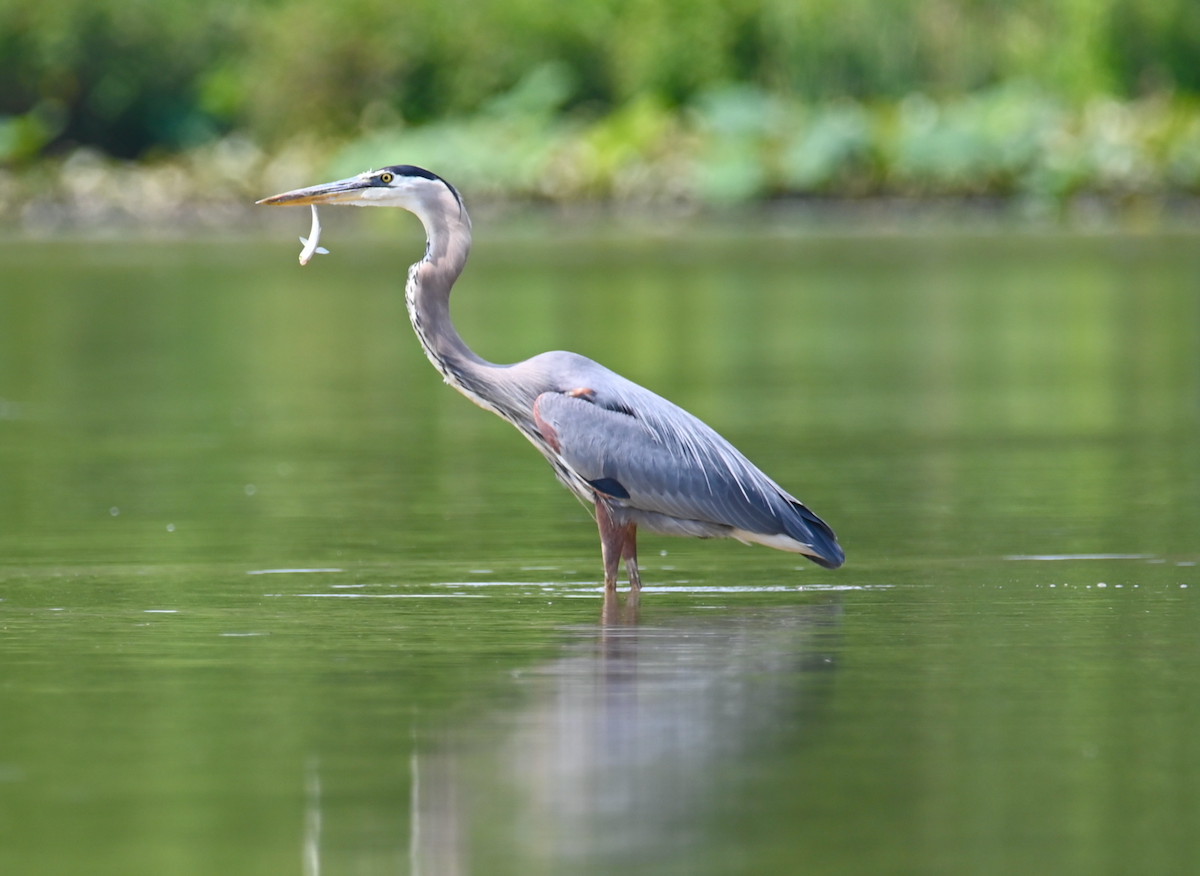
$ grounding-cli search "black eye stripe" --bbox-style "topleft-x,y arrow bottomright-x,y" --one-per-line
378,164 -> 462,207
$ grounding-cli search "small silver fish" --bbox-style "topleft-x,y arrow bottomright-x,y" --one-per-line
299,204 -> 330,266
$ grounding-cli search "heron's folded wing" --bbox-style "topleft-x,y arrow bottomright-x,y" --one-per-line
534,391 -> 791,535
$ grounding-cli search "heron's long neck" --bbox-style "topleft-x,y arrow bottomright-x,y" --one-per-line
405,201 -> 507,413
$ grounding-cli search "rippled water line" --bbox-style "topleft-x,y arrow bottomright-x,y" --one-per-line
1004,554 -> 1154,561
429,581 -> 572,587
247,568 -> 344,575
289,583 -> 896,599
636,584 -> 894,593
295,593 -> 490,598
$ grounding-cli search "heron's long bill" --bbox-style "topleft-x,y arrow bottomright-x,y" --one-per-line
256,176 -> 370,206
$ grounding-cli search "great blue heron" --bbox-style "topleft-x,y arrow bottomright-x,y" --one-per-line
258,165 -> 844,591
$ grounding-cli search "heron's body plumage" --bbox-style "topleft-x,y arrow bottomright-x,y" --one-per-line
522,354 -> 843,567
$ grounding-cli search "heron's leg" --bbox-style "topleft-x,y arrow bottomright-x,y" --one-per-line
595,501 -> 622,592
621,526 -> 641,591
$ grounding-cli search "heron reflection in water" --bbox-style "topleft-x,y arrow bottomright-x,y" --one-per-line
403,603 -> 842,873
259,167 -> 844,591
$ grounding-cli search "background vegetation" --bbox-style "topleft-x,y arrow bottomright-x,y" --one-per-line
3,0 -> 1200,210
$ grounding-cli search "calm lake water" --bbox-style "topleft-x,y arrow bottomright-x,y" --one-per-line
1,226 -> 1198,875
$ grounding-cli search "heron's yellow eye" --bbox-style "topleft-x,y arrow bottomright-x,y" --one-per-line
379,172 -> 394,184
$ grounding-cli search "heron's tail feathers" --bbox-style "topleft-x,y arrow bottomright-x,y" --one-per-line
783,501 -> 845,569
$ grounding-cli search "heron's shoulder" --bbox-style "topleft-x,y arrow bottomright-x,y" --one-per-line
522,351 -> 624,385
522,349 -> 598,369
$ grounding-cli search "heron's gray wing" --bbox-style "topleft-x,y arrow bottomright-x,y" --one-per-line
534,389 -> 835,549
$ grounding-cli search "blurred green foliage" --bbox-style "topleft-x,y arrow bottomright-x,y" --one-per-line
4,0 -> 1200,155
333,79 -> 1200,202
2,0 -> 1200,203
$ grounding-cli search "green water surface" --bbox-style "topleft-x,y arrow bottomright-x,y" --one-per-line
1,227 -> 1198,875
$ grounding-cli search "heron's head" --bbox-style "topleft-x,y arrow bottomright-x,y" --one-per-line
257,164 -> 462,216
